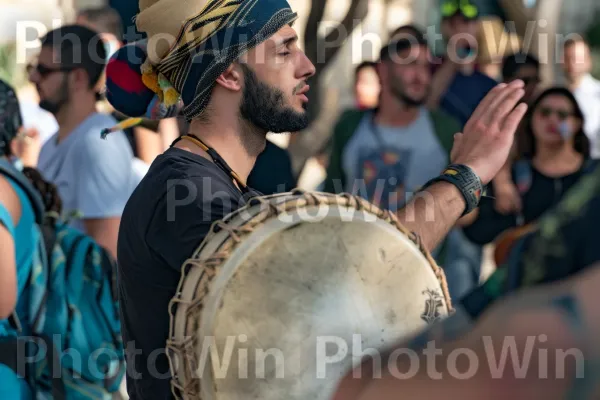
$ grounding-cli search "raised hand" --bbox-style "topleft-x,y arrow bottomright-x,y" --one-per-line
450,80 -> 528,185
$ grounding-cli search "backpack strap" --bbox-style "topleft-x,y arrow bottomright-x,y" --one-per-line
0,202 -> 15,238
0,159 -> 45,225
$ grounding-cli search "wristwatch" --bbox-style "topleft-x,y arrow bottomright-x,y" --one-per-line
421,164 -> 484,216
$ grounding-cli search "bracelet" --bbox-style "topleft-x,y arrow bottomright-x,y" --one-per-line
421,164 -> 483,216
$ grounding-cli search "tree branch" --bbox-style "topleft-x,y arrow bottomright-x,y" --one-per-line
304,0 -> 369,67
497,0 -> 534,38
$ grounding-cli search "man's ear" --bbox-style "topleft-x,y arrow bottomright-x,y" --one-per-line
70,68 -> 91,91
215,64 -> 243,92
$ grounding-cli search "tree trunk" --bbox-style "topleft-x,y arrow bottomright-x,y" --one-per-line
498,0 -> 563,83
303,0 -> 369,123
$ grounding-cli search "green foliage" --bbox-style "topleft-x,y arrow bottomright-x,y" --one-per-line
586,11 -> 600,50
585,12 -> 600,79
0,43 -> 27,89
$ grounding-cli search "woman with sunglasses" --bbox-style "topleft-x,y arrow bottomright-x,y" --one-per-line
461,87 -> 596,251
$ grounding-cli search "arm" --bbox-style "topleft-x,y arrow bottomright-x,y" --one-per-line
0,225 -> 17,319
83,218 -> 121,259
462,196 -> 518,245
397,182 -> 466,251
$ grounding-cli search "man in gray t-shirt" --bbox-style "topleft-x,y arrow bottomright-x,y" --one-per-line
30,25 -> 134,258
342,107 -> 448,212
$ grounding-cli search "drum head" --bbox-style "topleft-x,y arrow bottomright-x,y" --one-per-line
167,191 -> 452,400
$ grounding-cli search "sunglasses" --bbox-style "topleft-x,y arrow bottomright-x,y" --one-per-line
27,63 -> 76,78
538,107 -> 573,121
441,0 -> 479,19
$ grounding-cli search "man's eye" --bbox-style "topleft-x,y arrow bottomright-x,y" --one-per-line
280,51 -> 290,56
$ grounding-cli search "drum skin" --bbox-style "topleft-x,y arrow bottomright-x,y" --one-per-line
167,191 -> 452,400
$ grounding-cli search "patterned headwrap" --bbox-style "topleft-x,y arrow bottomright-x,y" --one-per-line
0,79 -> 23,156
103,0 -> 297,136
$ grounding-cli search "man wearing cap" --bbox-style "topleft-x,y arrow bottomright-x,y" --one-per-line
106,0 -> 527,397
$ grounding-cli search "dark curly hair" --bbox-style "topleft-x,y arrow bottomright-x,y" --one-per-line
21,167 -> 63,218
517,86 -> 590,159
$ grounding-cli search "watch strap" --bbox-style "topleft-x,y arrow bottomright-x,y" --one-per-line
422,164 -> 483,216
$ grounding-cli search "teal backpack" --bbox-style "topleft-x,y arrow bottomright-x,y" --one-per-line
0,160 -> 125,399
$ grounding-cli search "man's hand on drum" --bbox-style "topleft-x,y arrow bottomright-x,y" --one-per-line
450,80 -> 528,185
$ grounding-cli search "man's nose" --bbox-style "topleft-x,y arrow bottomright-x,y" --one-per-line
298,52 -> 316,80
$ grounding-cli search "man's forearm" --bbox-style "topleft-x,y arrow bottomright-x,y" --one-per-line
397,182 -> 466,252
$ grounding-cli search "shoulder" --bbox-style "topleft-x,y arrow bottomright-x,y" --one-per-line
75,114 -> 133,159
147,148 -> 243,207
475,71 -> 499,90
428,108 -> 460,127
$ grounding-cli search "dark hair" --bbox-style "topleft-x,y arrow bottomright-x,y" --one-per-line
0,79 -> 22,157
355,61 -> 377,80
78,6 -> 124,41
502,52 -> 540,81
40,25 -> 107,89
379,36 -> 428,64
517,87 -> 590,159
22,167 -> 63,217
389,24 -> 426,40
563,35 -> 588,50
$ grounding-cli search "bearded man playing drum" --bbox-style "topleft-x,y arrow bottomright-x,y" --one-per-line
104,0 -> 527,398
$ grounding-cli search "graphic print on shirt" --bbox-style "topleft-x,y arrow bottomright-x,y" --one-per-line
352,148 -> 412,211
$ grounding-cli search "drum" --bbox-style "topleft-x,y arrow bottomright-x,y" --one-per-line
166,190 -> 453,400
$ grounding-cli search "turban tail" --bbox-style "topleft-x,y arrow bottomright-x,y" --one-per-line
103,0 -> 296,135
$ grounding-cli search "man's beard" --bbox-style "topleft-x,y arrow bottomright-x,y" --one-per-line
39,76 -> 70,115
239,64 -> 309,133
389,78 -> 427,107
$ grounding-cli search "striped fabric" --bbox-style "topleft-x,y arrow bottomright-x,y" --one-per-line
104,0 -> 297,125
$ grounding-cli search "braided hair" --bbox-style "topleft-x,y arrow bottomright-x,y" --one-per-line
21,167 -> 63,218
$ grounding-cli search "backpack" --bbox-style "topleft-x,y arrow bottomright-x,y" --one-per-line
0,159 -> 125,400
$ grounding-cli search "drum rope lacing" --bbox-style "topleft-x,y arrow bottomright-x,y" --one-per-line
166,190 -> 454,399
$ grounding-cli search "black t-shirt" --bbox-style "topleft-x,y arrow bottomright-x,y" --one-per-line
247,140 -> 296,194
463,161 -> 591,245
117,147 -> 259,399
460,161 -> 600,319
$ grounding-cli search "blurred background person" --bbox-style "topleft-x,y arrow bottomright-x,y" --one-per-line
323,35 -> 460,263
563,36 -> 600,159
502,52 -> 542,105
427,0 -> 497,126
30,25 -> 133,259
354,61 -> 380,110
76,6 -> 180,171
463,87 -> 595,256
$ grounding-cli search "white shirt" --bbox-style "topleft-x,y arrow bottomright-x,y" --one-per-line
572,74 -> 600,159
